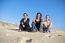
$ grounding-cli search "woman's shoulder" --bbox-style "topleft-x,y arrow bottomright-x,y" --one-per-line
43,20 -> 51,23
21,18 -> 24,20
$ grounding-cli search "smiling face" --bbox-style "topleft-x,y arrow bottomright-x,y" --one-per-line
36,12 -> 42,19
37,14 -> 41,18
23,13 -> 28,19
46,15 -> 50,21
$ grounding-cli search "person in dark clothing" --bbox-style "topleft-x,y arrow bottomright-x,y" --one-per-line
19,13 -> 30,32
32,12 -> 42,32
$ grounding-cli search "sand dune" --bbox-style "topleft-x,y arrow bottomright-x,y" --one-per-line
0,21 -> 65,43
0,29 -> 65,43
0,21 -> 18,29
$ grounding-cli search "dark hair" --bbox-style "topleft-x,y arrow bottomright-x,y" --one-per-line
23,13 -> 28,16
36,12 -> 42,19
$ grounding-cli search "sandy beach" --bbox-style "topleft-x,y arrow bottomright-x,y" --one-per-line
0,21 -> 65,43
0,28 -> 65,43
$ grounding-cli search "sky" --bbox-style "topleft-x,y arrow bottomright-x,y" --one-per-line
0,0 -> 65,30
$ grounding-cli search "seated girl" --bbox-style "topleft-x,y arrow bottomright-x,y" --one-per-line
32,12 -> 42,32
40,15 -> 52,32
19,13 -> 30,32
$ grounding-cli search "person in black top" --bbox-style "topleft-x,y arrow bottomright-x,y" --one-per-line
19,13 -> 30,32
32,12 -> 42,32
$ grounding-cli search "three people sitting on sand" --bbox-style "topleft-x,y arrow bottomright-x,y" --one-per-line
19,12 -> 52,33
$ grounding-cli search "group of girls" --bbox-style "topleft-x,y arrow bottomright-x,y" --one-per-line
19,12 -> 52,33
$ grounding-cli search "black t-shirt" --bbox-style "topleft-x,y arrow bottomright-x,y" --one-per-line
20,18 -> 30,26
35,18 -> 42,27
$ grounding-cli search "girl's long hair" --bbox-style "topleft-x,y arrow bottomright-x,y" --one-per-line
36,12 -> 42,19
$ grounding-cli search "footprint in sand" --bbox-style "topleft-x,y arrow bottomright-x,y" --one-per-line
19,37 -> 32,43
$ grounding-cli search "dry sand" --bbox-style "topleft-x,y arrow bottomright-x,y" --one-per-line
0,29 -> 65,43
0,21 -> 65,43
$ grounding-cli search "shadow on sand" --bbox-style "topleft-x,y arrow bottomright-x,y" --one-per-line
9,29 -> 19,32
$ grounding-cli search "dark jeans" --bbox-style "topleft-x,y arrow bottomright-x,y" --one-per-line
37,24 -> 51,32
19,24 -> 30,32
32,23 -> 40,32
43,27 -> 50,32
